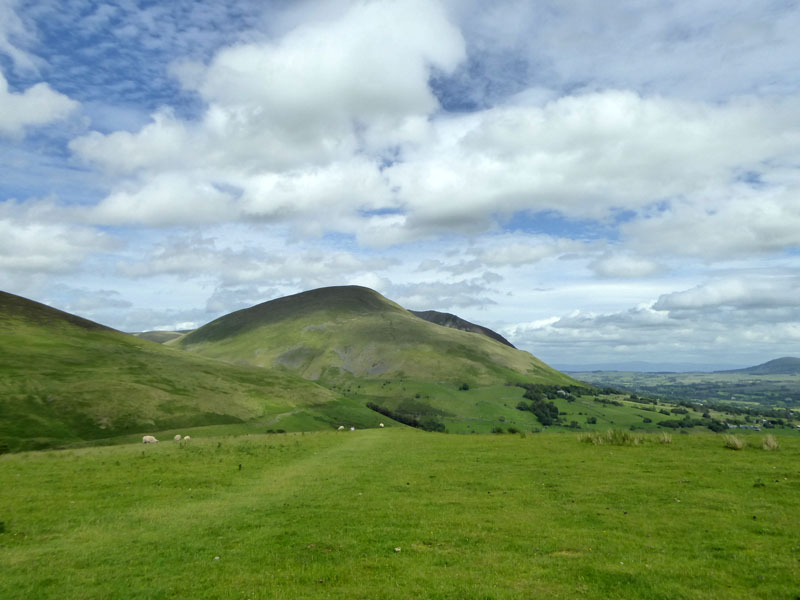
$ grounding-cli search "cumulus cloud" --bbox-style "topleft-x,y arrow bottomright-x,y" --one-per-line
388,91 -> 800,235
654,276 -> 800,311
0,71 -> 78,137
0,217 -> 112,274
116,233 -> 399,291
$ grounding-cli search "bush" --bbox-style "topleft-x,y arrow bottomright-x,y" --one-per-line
723,435 -> 746,450
578,429 -> 643,446
459,382 -> 470,391
762,435 -> 779,451
585,416 -> 597,425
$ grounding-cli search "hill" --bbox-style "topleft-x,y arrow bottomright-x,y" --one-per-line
0,291 -> 375,451
178,286 -> 568,387
719,357 -> 800,375
410,309 -> 515,347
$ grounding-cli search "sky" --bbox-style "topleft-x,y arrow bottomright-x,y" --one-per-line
2,0 -> 800,371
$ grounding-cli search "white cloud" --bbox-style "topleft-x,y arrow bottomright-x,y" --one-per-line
590,253 -> 665,279
623,184 -> 800,260
388,91 -> 800,237
0,0 -> 38,73
0,217 -> 112,274
654,276 -> 800,311
0,71 -> 78,137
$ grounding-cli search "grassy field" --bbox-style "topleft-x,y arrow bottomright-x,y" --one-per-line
571,370 -> 800,409
2,429 -> 798,599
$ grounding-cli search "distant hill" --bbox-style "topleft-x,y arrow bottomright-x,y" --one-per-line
132,330 -> 191,344
0,291 -> 363,451
718,357 -> 800,375
410,310 -> 515,348
179,285 -> 569,387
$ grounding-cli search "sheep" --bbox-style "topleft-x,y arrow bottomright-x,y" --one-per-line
183,435 -> 191,441
337,425 -> 345,431
350,426 -> 355,431
142,435 -> 158,444
379,423 -> 385,428
173,434 -> 182,441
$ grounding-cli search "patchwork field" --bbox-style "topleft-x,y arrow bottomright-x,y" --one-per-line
2,429 -> 798,599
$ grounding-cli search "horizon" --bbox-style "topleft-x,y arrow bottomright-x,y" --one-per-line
2,1 -> 800,369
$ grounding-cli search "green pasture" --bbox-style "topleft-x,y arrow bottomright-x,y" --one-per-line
2,429 -> 798,599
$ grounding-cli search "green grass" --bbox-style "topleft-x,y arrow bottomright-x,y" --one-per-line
2,429 -> 799,599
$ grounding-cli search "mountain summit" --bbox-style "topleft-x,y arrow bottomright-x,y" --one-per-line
179,285 -> 568,386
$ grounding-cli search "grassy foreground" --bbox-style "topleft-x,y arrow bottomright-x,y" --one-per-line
1,429 -> 799,599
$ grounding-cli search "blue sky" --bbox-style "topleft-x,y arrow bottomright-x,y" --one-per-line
2,0 -> 800,370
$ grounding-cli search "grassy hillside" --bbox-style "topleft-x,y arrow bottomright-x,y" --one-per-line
179,286 -> 571,388
1,428 -> 798,599
0,291 -> 378,451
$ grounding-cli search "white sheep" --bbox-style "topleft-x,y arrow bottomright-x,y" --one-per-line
173,434 -> 182,441
379,423 -> 385,428
350,426 -> 355,431
337,425 -> 345,431
142,435 -> 159,444
183,435 -> 191,441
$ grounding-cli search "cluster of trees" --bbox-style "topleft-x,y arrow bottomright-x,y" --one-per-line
366,402 -> 446,432
516,397 -> 560,426
593,396 -> 623,407
658,416 -> 727,432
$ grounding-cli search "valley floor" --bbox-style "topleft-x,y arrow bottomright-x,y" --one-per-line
1,429 -> 798,599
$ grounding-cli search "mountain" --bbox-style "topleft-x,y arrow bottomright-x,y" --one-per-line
410,310 -> 515,348
718,357 -> 800,375
0,291 -> 367,451
178,285 -> 569,387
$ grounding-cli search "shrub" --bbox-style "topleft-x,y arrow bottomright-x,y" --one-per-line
578,429 -> 643,446
723,435 -> 746,450
761,435 -> 779,451
586,416 -> 597,425
459,382 -> 470,391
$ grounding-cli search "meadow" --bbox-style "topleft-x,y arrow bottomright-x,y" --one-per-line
2,429 -> 798,599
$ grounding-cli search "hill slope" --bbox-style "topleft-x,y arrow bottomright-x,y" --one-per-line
178,286 -> 570,387
719,357 -> 800,375
0,291 -> 366,451
410,309 -> 515,348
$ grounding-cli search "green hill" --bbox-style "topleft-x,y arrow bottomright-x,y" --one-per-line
410,309 -> 515,347
0,291 -> 375,451
178,286 -> 569,387
720,357 -> 800,375
177,286 -> 580,432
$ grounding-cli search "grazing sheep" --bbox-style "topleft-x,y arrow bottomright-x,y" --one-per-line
337,425 -> 345,431
379,423 -> 385,428
142,435 -> 158,444
183,435 -> 191,441
174,434 -> 182,441
350,426 -> 355,431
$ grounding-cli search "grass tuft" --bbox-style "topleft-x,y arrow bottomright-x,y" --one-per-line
723,434 -> 746,450
658,432 -> 672,444
761,434 -> 779,451
578,429 -> 643,446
